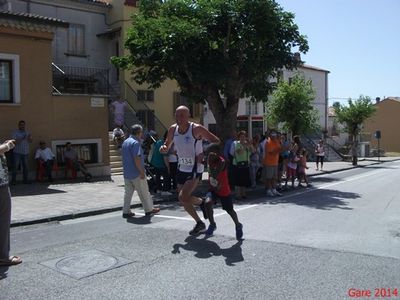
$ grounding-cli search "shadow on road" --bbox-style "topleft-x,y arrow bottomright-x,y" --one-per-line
0,266 -> 9,280
361,165 -> 397,170
172,236 -> 244,266
126,215 -> 152,225
261,188 -> 359,210
308,177 -> 340,183
10,185 -> 67,197
9,176 -> 113,197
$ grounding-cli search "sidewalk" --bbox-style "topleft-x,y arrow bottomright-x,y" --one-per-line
10,157 -> 400,227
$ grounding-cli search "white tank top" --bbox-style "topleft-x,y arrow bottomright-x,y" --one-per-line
173,122 -> 204,173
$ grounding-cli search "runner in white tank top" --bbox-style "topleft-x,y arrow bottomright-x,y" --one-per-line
173,122 -> 204,174
160,106 -> 220,235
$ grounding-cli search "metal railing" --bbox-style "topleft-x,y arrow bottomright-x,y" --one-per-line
52,63 -> 109,95
324,136 -> 350,159
124,81 -> 168,135
302,134 -> 319,161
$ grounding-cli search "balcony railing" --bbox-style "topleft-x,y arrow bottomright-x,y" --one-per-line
52,63 -> 109,95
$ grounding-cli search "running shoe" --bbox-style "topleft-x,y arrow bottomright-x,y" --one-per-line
272,189 -> 283,196
236,223 -> 243,240
189,221 -> 206,235
205,223 -> 217,236
266,190 -> 274,197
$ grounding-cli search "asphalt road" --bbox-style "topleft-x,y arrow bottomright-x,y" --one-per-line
1,161 -> 400,300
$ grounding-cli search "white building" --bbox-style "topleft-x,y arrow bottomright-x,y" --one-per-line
203,64 -> 330,138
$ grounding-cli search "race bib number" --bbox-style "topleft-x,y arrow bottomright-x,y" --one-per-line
179,157 -> 194,166
209,177 -> 218,188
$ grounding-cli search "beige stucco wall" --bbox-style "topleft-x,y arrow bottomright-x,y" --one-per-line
51,94 -> 110,167
0,27 -> 54,153
0,26 -> 110,178
363,100 -> 400,152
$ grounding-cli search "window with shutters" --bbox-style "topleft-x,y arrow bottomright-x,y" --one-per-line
67,24 -> 85,56
245,100 -> 258,115
173,92 -> 201,118
137,90 -> 154,101
0,60 -> 12,103
137,109 -> 155,130
0,54 -> 20,104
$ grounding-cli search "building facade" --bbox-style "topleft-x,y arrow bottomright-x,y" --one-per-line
0,10 -> 110,179
363,97 -> 400,153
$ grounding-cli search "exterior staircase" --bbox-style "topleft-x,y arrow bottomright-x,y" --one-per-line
303,133 -> 344,162
109,132 -> 123,175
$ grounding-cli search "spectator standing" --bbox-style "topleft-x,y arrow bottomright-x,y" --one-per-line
35,141 -> 55,182
109,99 -> 127,128
280,133 -> 290,177
150,132 -> 172,196
11,120 -> 32,184
0,139 -> 22,267
167,144 -> 178,192
249,135 -> 261,188
121,124 -> 160,218
230,131 -> 251,199
223,130 -> 236,190
263,130 -> 282,197
315,139 -> 325,170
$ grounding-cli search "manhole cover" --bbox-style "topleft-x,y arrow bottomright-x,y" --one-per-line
40,249 -> 132,279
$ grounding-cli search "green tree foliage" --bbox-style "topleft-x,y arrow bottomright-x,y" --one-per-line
112,0 -> 308,141
266,73 -> 319,135
333,95 -> 376,141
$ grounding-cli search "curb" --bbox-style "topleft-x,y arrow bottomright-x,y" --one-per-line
10,197 -> 177,228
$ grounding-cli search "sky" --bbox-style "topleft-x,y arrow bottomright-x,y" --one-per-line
276,0 -> 400,105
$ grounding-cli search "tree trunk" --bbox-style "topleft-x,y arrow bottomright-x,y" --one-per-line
207,95 -> 239,147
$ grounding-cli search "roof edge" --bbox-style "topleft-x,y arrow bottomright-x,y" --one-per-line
0,10 -> 69,27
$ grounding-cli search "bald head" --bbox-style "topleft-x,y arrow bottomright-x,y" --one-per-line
175,105 -> 190,125
176,105 -> 190,114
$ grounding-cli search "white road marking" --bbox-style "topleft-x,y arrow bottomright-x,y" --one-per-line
213,205 -> 258,217
134,212 -> 193,221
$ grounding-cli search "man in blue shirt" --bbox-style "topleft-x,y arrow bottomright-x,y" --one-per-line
121,124 -> 160,218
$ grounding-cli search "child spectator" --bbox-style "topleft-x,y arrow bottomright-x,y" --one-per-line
297,148 -> 311,187
285,143 -> 299,189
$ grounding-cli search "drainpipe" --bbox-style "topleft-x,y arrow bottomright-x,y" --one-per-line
26,0 -> 31,13
324,72 -> 329,138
